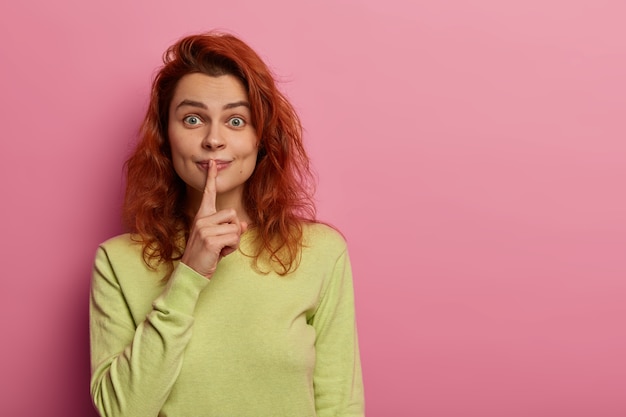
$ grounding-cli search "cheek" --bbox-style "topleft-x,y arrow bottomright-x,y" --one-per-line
239,137 -> 259,169
245,149 -> 259,170
171,155 -> 184,178
237,153 -> 258,181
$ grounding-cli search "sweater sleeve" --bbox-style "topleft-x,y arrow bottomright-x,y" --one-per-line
310,248 -> 365,417
89,245 -> 209,417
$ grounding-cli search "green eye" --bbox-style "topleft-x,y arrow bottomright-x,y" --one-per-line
228,117 -> 245,128
183,115 -> 201,125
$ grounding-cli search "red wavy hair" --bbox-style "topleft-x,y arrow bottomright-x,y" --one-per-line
123,32 -> 316,275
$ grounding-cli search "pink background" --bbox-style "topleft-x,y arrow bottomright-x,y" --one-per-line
1,1 -> 625,416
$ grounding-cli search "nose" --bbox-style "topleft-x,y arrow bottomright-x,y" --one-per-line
202,125 -> 226,150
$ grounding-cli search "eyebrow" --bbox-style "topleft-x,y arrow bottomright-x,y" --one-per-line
175,99 -> 250,111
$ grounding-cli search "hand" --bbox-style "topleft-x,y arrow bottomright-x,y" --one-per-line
181,160 -> 248,279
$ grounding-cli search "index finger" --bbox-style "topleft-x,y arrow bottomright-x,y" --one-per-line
198,159 -> 217,216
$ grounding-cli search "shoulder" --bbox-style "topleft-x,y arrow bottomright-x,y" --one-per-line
94,233 -> 169,286
98,233 -> 142,257
302,222 -> 346,250
299,222 -> 349,267
95,233 -> 150,271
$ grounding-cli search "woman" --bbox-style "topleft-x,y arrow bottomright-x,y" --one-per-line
90,32 -> 364,417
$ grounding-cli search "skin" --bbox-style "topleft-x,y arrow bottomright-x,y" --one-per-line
168,73 -> 258,278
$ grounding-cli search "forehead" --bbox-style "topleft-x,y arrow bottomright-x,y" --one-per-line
170,73 -> 249,107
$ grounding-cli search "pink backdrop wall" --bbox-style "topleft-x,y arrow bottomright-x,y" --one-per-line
1,1 -> 624,416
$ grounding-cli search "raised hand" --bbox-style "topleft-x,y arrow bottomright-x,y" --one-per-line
181,160 -> 247,279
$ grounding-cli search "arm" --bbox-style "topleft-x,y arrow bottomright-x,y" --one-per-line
89,247 -> 208,417
310,248 -> 365,417
90,161 -> 245,416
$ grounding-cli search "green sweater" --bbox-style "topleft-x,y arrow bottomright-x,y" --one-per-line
90,223 -> 364,417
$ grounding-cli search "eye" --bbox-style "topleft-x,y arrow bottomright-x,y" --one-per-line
183,115 -> 203,126
227,117 -> 246,128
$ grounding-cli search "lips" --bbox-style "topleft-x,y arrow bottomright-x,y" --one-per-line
197,160 -> 232,171
214,160 -> 231,171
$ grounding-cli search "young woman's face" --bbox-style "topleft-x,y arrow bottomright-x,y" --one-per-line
168,73 -> 259,206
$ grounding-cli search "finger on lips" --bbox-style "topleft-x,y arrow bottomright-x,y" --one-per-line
199,159 -> 217,217
184,158 -> 248,277
196,160 -> 246,235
